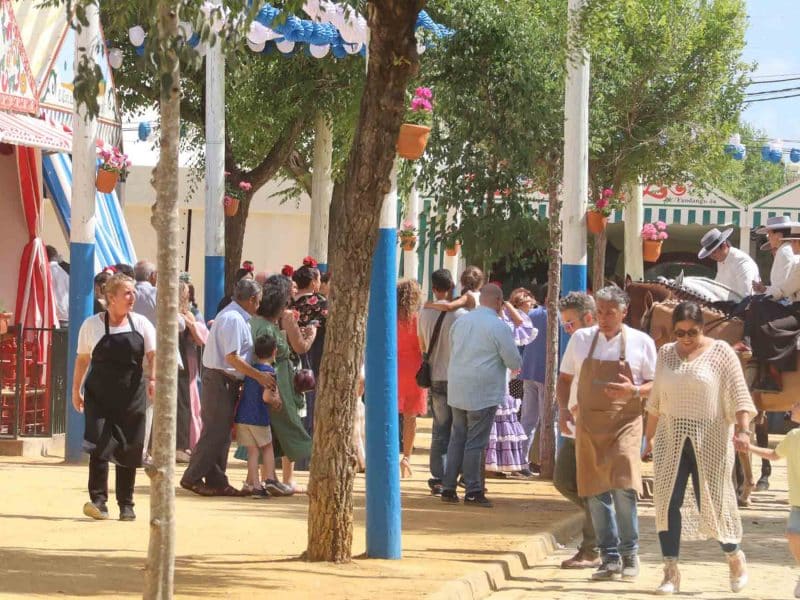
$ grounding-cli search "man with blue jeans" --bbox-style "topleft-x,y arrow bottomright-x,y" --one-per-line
418,269 -> 466,496
441,284 -> 522,507
559,286 -> 656,580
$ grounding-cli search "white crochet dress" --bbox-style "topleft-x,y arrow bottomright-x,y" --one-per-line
646,340 -> 756,544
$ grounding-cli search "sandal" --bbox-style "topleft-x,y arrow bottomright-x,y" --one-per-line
400,456 -> 413,478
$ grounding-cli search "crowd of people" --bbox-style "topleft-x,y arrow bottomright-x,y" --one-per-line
57,236 -> 800,597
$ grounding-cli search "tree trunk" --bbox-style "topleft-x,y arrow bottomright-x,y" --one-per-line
540,174 -> 562,481
223,189 -> 255,292
306,0 -> 424,563
591,228 -> 607,292
143,2 -> 180,597
309,112 -> 334,264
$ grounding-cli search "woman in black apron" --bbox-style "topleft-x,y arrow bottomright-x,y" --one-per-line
71,273 -> 156,521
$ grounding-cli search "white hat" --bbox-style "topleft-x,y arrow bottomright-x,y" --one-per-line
754,215 -> 794,235
698,227 -> 734,259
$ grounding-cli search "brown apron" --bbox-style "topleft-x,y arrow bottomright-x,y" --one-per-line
575,328 -> 643,497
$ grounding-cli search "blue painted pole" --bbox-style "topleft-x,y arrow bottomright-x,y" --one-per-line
65,4 -> 99,463
364,159 -> 401,559
204,40 -> 225,320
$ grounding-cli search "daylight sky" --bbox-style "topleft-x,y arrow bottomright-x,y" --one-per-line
742,0 -> 800,143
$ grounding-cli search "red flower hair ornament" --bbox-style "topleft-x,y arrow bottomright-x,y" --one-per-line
241,260 -> 255,273
302,256 -> 318,268
281,265 -> 294,278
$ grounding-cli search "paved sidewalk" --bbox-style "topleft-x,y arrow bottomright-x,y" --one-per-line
0,419 -> 578,599
488,453 -> 798,600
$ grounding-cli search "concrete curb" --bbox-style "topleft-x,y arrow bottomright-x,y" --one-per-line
429,512 -> 584,600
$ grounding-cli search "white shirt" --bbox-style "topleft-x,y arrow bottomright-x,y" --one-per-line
202,301 -> 253,379
560,324 -> 657,387
49,261 -> 70,322
77,311 -> 156,356
714,246 -> 760,298
768,249 -> 800,302
766,243 -> 797,298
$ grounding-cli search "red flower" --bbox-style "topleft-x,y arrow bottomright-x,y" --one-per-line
281,265 -> 294,277
241,260 -> 254,272
302,256 -> 318,268
321,309 -> 329,316
308,296 -> 318,305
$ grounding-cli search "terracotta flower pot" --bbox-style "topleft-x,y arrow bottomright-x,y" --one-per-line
586,210 -> 607,235
445,242 -> 461,257
400,236 -> 417,251
224,197 -> 240,217
643,239 -> 663,263
96,168 -> 119,193
397,124 -> 431,160
0,312 -> 12,335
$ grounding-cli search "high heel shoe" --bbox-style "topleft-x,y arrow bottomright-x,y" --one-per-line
655,558 -> 680,595
400,456 -> 413,478
726,550 -> 748,593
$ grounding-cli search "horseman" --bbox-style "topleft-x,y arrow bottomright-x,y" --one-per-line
698,227 -> 760,298
747,216 -> 800,393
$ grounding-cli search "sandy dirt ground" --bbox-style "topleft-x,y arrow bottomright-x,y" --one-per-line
0,419 -> 577,599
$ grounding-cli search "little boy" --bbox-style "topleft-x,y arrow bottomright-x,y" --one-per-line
744,402 -> 800,598
235,334 -> 284,498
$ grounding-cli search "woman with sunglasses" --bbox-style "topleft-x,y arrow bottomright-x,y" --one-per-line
644,301 -> 756,595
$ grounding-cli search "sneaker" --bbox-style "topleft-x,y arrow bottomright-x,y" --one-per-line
251,485 -> 269,499
515,468 -> 536,479
755,475 -> 770,492
440,489 -> 459,503
263,479 -> 293,497
427,477 -> 442,491
621,555 -> 640,580
83,501 -> 109,520
119,505 -> 136,521
430,483 -> 444,497
561,549 -> 601,569
591,560 -> 622,581
464,492 -> 494,508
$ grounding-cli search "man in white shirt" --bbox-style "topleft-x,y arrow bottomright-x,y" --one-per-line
558,286 -> 657,582
46,245 -> 70,327
698,228 -> 759,299
133,260 -> 158,325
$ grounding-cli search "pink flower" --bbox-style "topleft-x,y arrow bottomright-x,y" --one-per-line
223,195 -> 236,207
308,295 -> 318,306
238,181 -> 252,191
658,231 -> 669,240
415,87 -> 433,100
656,221 -> 667,231
411,97 -> 432,112
602,188 -> 613,198
595,198 -> 609,210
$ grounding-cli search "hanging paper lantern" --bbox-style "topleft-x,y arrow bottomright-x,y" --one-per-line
248,22 -> 270,44
178,21 -> 194,39
135,45 -> 145,57
309,43 -> 330,58
138,121 -> 152,142
108,48 -> 123,69
733,145 -> 746,161
128,26 -> 146,47
761,144 -> 771,161
790,148 -> 800,164
247,39 -> 266,53
276,39 -> 296,53
344,42 -> 361,55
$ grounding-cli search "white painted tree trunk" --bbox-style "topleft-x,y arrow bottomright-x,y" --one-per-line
402,175 -> 420,279
143,2 -> 180,597
309,113 -> 333,265
624,181 -> 644,281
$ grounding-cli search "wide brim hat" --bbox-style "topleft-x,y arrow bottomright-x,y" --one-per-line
760,240 -> 772,251
698,227 -> 734,259
782,225 -> 800,242
755,215 -> 794,234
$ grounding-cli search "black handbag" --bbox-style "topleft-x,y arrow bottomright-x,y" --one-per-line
415,311 -> 447,389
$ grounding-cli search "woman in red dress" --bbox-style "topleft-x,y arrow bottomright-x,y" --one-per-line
397,279 -> 426,478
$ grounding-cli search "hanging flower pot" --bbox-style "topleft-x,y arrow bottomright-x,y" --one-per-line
400,235 -> 417,251
96,168 -> 119,193
0,312 -> 12,335
445,242 -> 461,257
224,195 -> 240,217
586,210 -> 607,235
643,239 -> 663,263
397,124 -> 431,160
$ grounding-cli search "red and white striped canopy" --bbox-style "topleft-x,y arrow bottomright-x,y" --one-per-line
0,111 -> 71,153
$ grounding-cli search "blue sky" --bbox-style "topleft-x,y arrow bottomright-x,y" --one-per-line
742,0 -> 800,142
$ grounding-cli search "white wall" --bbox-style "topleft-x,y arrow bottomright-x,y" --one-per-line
42,163 -> 312,310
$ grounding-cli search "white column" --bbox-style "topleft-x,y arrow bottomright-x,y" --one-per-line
65,3 -> 100,462
624,182 -> 644,280
309,113 -> 333,270
560,0 -> 590,294
402,172 -> 420,281
204,37 -> 225,318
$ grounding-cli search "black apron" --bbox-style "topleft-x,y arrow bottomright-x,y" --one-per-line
83,312 -> 147,468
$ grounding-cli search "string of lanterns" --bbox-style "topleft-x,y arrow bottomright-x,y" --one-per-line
725,134 -> 800,164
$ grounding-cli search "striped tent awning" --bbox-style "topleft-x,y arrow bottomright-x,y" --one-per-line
533,202 -> 741,227
42,152 -> 137,270
0,111 -> 71,152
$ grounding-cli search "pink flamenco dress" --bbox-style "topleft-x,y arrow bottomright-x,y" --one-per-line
397,315 -> 427,416
485,310 -> 536,474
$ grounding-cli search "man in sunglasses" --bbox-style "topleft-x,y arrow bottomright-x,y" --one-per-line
559,286 -> 657,582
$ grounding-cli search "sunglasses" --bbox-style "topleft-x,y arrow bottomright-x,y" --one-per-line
673,328 -> 700,338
